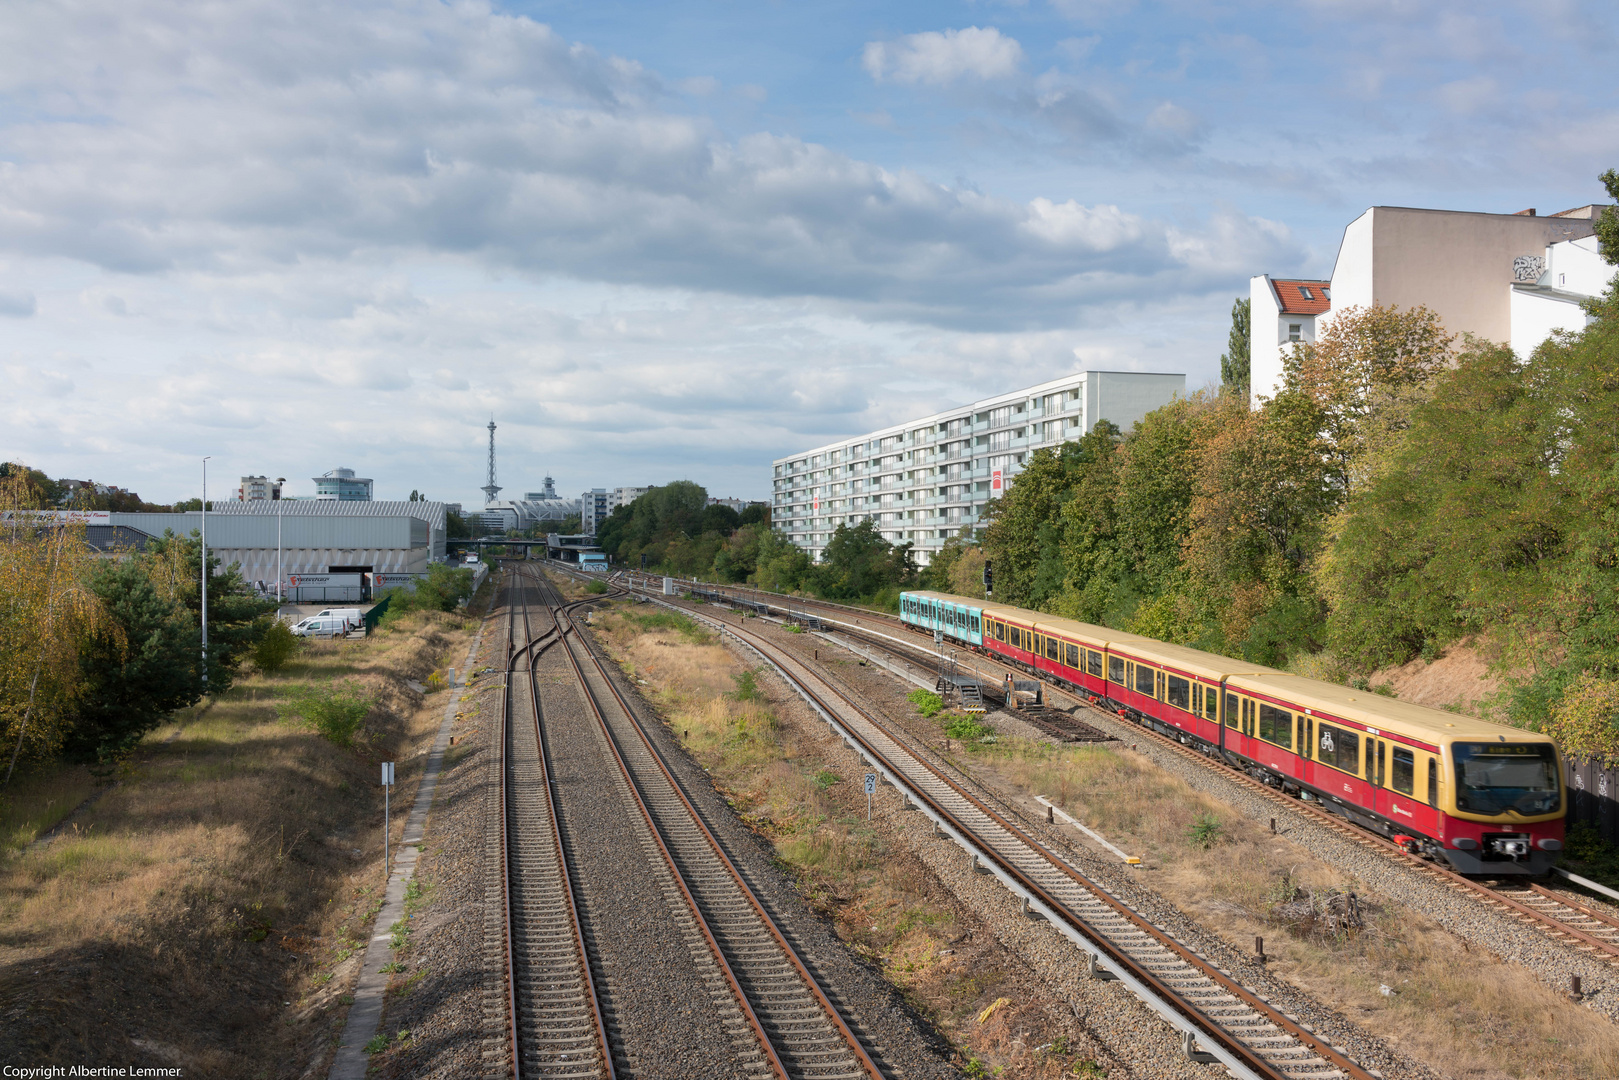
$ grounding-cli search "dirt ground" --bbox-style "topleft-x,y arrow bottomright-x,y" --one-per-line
0,605 -> 483,1078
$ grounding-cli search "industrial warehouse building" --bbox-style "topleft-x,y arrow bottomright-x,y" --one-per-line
771,369 -> 1184,565
108,498 -> 448,587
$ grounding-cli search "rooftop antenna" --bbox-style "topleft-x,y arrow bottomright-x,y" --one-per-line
482,417 -> 502,505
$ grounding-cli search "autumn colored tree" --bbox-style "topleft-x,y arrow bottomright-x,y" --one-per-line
0,466 -> 113,780
1283,303 -> 1455,495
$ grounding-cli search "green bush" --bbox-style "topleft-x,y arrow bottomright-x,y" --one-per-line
278,678 -> 376,748
907,688 -> 943,717
585,580 -> 608,594
1188,813 -> 1224,849
251,618 -> 303,673
943,715 -> 993,740
730,669 -> 762,702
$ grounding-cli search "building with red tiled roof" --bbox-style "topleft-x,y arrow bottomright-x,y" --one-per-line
1248,202 -> 1614,408
1248,276 -> 1331,402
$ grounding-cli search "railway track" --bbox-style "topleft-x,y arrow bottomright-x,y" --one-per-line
644,575 -> 1619,969
595,572 -> 1377,1080
501,570 -> 615,1078
522,567 -> 884,1080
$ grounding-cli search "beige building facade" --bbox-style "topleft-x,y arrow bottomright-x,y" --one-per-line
1251,203 -> 1613,406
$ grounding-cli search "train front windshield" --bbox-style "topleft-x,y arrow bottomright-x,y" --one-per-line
1453,744 -> 1561,815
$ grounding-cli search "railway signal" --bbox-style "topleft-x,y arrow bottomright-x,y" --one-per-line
983,559 -> 993,597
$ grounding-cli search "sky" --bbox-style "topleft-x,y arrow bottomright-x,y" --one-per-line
3,0 -> 1616,506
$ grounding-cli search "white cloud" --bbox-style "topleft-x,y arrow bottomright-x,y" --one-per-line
862,27 -> 1024,86
0,290 -> 36,317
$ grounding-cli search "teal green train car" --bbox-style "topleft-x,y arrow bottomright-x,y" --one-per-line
898,590 -> 983,647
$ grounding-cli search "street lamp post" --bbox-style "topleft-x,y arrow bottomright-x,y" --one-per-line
275,477 -> 287,607
201,456 -> 211,692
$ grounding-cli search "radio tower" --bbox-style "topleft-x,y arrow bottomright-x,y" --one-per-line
481,418 -> 502,505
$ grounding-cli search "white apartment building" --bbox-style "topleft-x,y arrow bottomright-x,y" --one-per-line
613,486 -> 650,510
1251,202 -> 1615,406
236,475 -> 283,502
772,370 -> 1185,565
581,488 -> 611,534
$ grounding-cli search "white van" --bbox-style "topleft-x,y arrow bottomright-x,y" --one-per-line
291,616 -> 349,638
464,554 -> 480,565
315,608 -> 364,630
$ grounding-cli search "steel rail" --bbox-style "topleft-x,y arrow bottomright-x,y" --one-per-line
590,572 -> 1373,1080
675,581 -> 1619,967
698,608 -> 1371,1080
500,565 -> 617,1079
534,569 -> 883,1080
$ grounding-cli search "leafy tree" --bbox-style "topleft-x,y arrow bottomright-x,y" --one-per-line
924,527 -> 977,592
947,546 -> 987,600
142,530 -> 275,694
1114,397 -> 1213,595
738,504 -> 769,527
1220,297 -> 1251,399
1316,341 -> 1569,668
251,618 -> 303,673
751,527 -> 812,592
1595,169 -> 1619,268
1054,421 -> 1128,623
701,504 -> 741,536
1283,304 -> 1454,495
1183,390 -> 1335,654
66,559 -> 201,764
1,475 -> 113,780
804,520 -> 915,600
445,508 -> 470,538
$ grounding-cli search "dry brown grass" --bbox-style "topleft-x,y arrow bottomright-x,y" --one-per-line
962,736 -> 1619,1080
0,610 -> 471,1077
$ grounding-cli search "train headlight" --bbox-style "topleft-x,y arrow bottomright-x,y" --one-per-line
1491,838 -> 1530,857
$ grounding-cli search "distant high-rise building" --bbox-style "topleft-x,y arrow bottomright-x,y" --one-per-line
313,467 -> 372,501
237,476 -> 283,502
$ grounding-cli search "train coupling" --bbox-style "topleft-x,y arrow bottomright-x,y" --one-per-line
1392,834 -> 1420,855
1490,835 -> 1531,858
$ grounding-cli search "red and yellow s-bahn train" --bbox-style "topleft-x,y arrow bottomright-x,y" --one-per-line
900,590 -> 1565,875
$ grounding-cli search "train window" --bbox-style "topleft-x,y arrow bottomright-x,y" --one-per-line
1108,656 -> 1125,683
1011,627 -> 1023,649
1166,675 -> 1190,710
1086,650 -> 1103,677
1046,637 -> 1059,662
1134,664 -> 1155,696
1392,747 -> 1414,795
1066,643 -> 1079,668
1225,693 -> 1239,725
972,616 -> 980,633
1317,724 -> 1359,774
1427,758 -> 1438,806
1374,740 -> 1386,787
994,621 -> 1005,642
1258,704 -> 1293,750
1205,686 -> 1218,721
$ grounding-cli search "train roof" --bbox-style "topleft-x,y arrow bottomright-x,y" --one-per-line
916,590 -> 1547,747
1227,673 -> 1553,747
902,590 -> 979,606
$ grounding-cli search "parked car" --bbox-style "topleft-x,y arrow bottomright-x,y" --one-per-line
290,615 -> 349,638
315,608 -> 364,630
464,554 -> 481,565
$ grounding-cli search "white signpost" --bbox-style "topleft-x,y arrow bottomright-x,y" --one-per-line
864,772 -> 877,820
381,762 -> 396,870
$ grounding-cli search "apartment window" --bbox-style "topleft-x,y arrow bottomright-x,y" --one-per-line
1288,323 -> 1302,342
